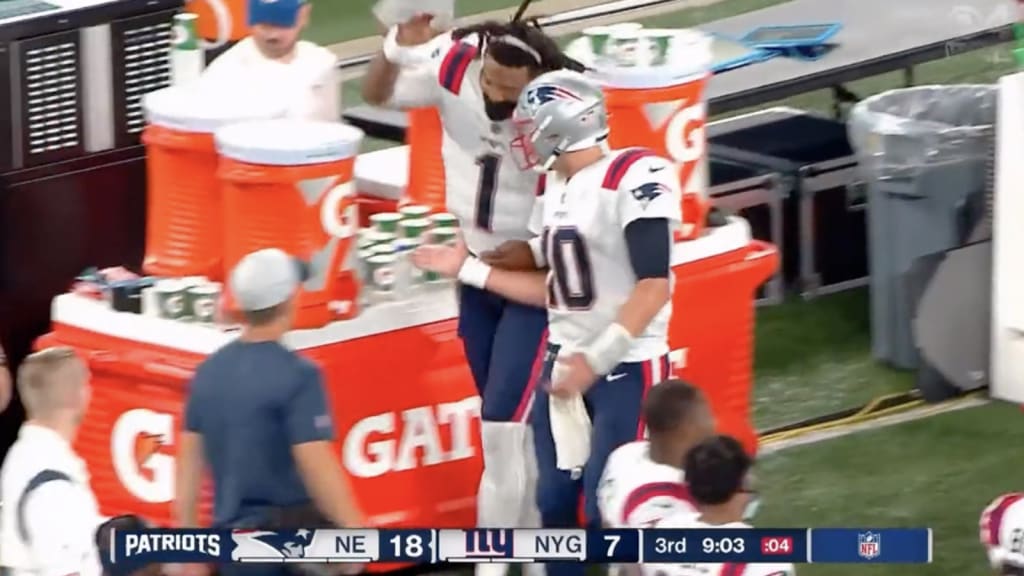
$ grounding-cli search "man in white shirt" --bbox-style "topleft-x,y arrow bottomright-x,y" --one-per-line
0,347 -> 103,576
200,0 -> 340,121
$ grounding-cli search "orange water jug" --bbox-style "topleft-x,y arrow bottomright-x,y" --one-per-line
404,108 -> 446,212
141,86 -> 284,279
600,30 -> 714,240
215,120 -> 364,329
187,0 -> 249,49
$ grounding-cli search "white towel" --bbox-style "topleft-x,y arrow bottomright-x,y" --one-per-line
548,356 -> 592,471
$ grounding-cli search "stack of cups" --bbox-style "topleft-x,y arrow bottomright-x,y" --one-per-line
146,276 -> 223,324
360,207 -> 461,301
581,23 -> 676,68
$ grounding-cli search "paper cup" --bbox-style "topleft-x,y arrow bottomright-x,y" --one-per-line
642,29 -> 675,66
582,26 -> 614,57
371,242 -> 397,256
608,28 -> 643,67
399,218 -> 431,240
153,279 -> 187,320
186,283 -> 220,323
428,227 -> 458,246
366,254 -> 398,293
370,212 -> 403,233
399,205 -> 432,220
141,287 -> 159,317
429,213 -> 459,229
363,230 -> 397,247
395,238 -> 423,285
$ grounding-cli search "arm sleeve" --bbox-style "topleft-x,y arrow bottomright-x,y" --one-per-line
616,155 -> 684,230
285,366 -> 336,444
23,484 -> 103,576
624,218 -> 671,279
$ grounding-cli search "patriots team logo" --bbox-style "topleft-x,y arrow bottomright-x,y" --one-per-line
525,85 -> 582,108
630,182 -> 670,208
231,529 -> 316,560
857,531 -> 881,560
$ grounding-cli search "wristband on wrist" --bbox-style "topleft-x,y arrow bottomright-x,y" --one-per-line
458,257 -> 492,289
382,26 -> 419,66
528,236 -> 546,268
582,323 -> 634,376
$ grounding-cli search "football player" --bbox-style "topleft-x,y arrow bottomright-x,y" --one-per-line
598,379 -> 713,529
414,69 -> 679,576
363,14 -> 584,576
649,435 -> 793,576
980,493 -> 1024,575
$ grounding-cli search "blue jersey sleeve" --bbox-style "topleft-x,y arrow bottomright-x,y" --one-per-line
285,366 -> 336,445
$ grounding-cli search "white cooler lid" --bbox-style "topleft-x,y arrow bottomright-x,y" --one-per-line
215,120 -> 365,165
142,85 -> 288,133
567,29 -> 713,90
355,145 -> 409,200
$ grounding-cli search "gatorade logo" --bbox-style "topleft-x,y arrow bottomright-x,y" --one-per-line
668,347 -> 689,376
111,409 -> 175,503
193,296 -> 216,319
171,24 -> 188,46
664,102 -> 707,192
164,295 -> 184,316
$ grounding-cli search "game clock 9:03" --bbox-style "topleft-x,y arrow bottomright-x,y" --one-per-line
703,536 -> 745,555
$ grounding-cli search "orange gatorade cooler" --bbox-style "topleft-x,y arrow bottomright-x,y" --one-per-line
142,86 -> 284,279
215,119 -> 364,329
594,28 -> 714,239
187,0 -> 248,49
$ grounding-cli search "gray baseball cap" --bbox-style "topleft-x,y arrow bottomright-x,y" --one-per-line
229,248 -> 310,311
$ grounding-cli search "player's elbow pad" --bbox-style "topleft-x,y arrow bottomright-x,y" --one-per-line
624,218 -> 671,279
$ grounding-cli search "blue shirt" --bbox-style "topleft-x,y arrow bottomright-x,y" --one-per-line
184,340 -> 335,526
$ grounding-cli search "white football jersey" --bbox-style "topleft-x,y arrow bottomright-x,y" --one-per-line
980,493 -> 1024,569
598,441 -> 696,528
388,35 -> 543,255
645,515 -> 796,576
542,148 -> 682,362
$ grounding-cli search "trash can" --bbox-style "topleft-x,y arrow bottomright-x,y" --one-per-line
849,84 -> 996,370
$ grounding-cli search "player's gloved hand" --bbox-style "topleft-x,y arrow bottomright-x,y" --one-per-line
549,352 -> 598,397
480,240 -> 537,270
412,235 -> 469,278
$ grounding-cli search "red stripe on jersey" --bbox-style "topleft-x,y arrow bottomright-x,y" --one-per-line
438,42 -> 478,94
983,493 -> 1024,546
620,481 -> 693,525
536,173 -> 547,196
720,564 -> 747,576
602,148 -> 658,190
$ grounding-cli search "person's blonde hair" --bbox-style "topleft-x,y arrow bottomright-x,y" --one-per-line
17,347 -> 85,417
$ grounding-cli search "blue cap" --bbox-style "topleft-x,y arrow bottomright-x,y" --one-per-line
248,0 -> 308,28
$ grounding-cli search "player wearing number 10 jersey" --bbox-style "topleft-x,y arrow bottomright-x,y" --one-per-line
979,493 -> 1024,574
648,435 -> 794,576
413,69 -> 678,576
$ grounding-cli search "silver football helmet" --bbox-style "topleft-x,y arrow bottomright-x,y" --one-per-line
511,70 -> 609,172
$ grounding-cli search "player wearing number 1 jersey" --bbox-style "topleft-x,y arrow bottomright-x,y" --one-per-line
364,16 -> 585,575
413,69 -> 679,576
647,435 -> 794,576
980,493 -> 1024,574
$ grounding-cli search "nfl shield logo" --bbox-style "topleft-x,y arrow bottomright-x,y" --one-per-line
858,532 -> 881,560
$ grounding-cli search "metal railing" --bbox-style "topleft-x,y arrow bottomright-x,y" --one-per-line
336,0 -> 681,70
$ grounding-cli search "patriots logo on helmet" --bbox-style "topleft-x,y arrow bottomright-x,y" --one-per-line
525,85 -> 582,107
631,182 -> 670,208
231,529 -> 316,560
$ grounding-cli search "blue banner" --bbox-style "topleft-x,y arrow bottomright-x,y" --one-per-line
809,528 -> 931,563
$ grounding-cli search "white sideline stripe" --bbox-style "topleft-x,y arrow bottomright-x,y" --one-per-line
759,397 -> 990,455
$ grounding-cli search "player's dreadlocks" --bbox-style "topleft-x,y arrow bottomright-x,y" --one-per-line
452,17 -> 586,74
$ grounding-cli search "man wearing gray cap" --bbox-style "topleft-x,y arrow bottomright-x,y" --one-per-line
173,248 -> 362,575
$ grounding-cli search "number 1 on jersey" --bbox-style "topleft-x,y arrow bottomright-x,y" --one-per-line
475,153 -> 501,230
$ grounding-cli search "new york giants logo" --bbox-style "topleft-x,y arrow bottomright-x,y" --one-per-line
464,529 -> 512,558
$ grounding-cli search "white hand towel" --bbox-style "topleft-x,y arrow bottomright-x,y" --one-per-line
548,356 -> 592,470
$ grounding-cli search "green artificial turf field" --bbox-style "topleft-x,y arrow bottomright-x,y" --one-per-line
315,1 -> 1020,572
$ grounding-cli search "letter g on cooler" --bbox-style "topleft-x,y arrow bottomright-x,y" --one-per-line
111,408 -> 175,503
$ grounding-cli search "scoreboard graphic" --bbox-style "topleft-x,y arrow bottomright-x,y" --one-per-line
108,527 -> 932,569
